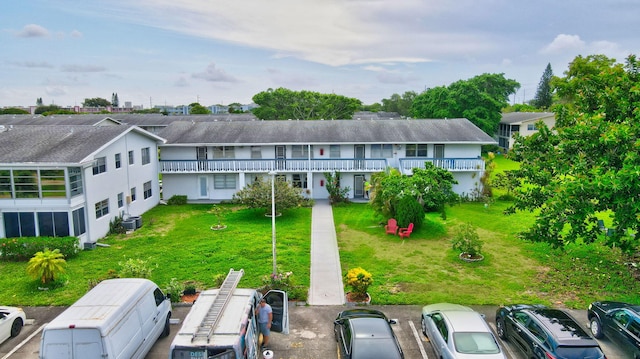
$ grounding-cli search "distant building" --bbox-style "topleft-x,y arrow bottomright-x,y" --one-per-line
497,112 -> 555,150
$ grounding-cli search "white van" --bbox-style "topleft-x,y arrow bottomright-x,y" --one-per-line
169,269 -> 288,359
40,278 -> 172,359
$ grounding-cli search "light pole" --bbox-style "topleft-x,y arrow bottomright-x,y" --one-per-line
268,171 -> 277,276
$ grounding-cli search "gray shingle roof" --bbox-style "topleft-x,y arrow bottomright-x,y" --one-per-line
0,114 -> 122,126
500,112 -> 554,125
0,125 -> 155,164
159,118 -> 496,145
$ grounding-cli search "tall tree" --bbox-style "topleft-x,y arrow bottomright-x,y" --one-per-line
111,93 -> 119,107
410,73 -> 519,135
507,54 -> 640,251
36,97 -> 43,106
532,63 -> 554,109
252,88 -> 361,120
83,97 -> 111,107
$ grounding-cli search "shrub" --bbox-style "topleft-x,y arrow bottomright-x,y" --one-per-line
88,269 -> 120,289
323,171 -> 350,204
167,195 -> 188,205
118,257 -> 156,278
395,196 -> 425,228
451,223 -> 483,257
1,237 -> 79,262
345,267 -> 373,300
164,278 -> 184,303
108,215 -> 126,235
26,249 -> 67,284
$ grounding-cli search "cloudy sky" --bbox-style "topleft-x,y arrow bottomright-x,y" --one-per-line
1,0 -> 638,108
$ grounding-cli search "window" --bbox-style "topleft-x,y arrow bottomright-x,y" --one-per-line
141,147 -> 151,165
41,170 -> 66,198
526,321 -> 547,342
291,145 -> 312,159
95,199 -> 109,218
432,313 -> 449,341
292,174 -> 307,188
130,187 -> 136,202
330,145 -> 341,158
614,311 -> 631,327
154,288 -> 166,306
115,153 -> 121,168
0,169 -> 12,198
214,174 -> 236,189
68,167 -> 83,196
93,157 -> 107,175
37,212 -> 70,237
370,144 -> 392,158
406,144 -> 428,157
212,146 -> 235,159
3,212 -> 37,237
143,181 -> 152,199
14,170 -> 38,198
128,150 -> 134,165
251,146 -> 262,159
72,207 -> 86,236
118,192 -> 124,208
527,124 -> 537,131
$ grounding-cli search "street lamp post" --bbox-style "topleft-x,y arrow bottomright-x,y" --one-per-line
268,171 -> 277,276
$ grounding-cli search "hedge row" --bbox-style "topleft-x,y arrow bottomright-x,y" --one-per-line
0,236 -> 80,261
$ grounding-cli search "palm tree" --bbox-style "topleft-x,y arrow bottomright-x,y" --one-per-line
26,249 -> 66,284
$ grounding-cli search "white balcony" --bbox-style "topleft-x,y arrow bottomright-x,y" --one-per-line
160,158 -> 389,173
399,158 -> 485,173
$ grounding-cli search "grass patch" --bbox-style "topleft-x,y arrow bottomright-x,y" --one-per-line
1,198 -> 638,309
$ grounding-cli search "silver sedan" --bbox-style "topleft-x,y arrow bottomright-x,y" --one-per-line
421,303 -> 506,359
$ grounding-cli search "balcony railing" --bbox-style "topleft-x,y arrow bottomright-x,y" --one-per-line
399,158 -> 485,172
160,158 -> 389,173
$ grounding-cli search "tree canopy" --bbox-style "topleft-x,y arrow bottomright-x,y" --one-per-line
410,73 -> 520,135
251,87 -> 362,120
83,97 -> 111,107
189,102 -> 211,114
232,177 -> 305,215
370,164 -> 458,227
380,91 -> 417,116
506,54 -> 640,251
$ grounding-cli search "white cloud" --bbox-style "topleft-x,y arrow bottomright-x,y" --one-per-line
11,61 -> 54,68
192,63 -> 238,83
70,30 -> 83,38
15,24 -> 50,38
541,34 -> 586,54
60,65 -> 107,72
45,86 -> 68,96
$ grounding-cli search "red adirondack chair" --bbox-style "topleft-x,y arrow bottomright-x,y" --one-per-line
385,218 -> 399,235
398,223 -> 414,239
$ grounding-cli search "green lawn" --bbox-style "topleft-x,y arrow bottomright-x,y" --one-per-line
1,196 -> 638,309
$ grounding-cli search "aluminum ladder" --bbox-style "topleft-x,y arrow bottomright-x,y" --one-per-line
191,268 -> 244,343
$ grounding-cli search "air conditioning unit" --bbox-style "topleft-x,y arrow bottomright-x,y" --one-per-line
122,219 -> 136,231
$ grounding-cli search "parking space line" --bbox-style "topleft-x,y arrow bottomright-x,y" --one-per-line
408,320 -> 429,359
1,323 -> 47,359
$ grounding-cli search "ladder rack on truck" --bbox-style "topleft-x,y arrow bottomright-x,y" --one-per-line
191,268 -> 244,343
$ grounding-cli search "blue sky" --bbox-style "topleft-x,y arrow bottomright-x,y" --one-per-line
1,0 -> 638,108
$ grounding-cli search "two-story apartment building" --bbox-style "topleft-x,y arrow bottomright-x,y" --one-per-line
158,118 -> 496,202
497,112 -> 555,150
0,125 -> 164,247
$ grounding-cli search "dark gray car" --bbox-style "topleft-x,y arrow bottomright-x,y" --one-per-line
334,308 -> 404,359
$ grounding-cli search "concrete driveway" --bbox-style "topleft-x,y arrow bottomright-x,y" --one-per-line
0,304 -> 629,359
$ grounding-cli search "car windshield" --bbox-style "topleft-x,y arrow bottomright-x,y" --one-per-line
555,346 -> 603,359
352,339 -> 403,359
453,332 -> 501,354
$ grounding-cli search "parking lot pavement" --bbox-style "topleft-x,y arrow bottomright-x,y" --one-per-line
0,304 -> 629,359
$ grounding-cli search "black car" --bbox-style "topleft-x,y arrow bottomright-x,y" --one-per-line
588,301 -> 640,359
496,304 -> 606,359
334,308 -> 404,359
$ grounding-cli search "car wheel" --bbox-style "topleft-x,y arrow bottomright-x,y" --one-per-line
496,318 -> 507,340
590,317 -> 604,339
10,317 -> 23,338
161,314 -> 171,338
421,316 -> 428,337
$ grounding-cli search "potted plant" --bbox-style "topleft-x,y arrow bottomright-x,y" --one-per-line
209,204 -> 229,230
451,223 -> 484,262
345,267 -> 373,303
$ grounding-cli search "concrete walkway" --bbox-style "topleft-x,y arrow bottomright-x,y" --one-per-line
308,199 -> 345,305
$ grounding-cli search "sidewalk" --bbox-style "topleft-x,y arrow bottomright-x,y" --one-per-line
308,199 -> 345,305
